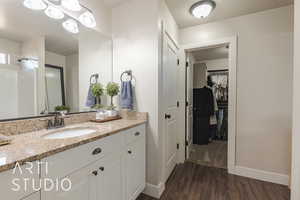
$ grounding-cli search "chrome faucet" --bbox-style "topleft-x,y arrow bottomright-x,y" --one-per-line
45,112 -> 69,129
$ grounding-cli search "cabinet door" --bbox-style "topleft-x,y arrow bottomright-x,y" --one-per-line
126,139 -> 146,200
42,164 -> 97,200
96,153 -> 124,200
22,192 -> 40,200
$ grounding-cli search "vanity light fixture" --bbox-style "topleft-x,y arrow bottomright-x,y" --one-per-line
190,0 -> 216,18
23,0 -> 47,10
18,58 -> 39,69
79,11 -> 96,28
45,6 -> 65,19
23,0 -> 96,34
61,0 -> 81,11
62,19 -> 79,34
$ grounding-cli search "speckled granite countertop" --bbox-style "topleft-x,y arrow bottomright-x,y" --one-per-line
0,117 -> 147,173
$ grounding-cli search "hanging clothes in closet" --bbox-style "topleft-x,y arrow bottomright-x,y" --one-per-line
193,87 -> 214,145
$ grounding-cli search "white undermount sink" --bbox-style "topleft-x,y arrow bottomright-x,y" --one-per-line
43,128 -> 97,139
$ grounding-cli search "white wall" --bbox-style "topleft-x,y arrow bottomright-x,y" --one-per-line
199,58 -> 228,71
291,1 -> 300,199
0,38 -> 20,119
112,0 -> 161,188
160,1 -> 179,45
66,54 -> 79,112
112,0 -> 179,194
21,37 -> 45,116
79,30 -> 112,111
193,63 -> 207,88
45,51 -> 66,68
81,0 -> 112,36
180,6 -> 293,176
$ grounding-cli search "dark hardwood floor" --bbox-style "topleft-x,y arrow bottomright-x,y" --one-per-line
137,162 -> 290,200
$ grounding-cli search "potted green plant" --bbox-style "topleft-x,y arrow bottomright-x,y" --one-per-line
55,105 -> 70,116
91,83 -> 104,105
106,82 -> 120,107
105,82 -> 120,117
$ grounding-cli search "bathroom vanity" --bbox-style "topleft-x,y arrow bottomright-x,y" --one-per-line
0,115 -> 147,200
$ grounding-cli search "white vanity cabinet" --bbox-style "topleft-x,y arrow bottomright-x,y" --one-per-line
42,161 -> 97,200
40,124 -> 146,200
0,162 -> 40,200
22,192 -> 40,200
125,126 -> 146,200
95,152 -> 124,200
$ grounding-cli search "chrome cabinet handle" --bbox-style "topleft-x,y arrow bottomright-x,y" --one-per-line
134,132 -> 140,136
92,148 -> 102,155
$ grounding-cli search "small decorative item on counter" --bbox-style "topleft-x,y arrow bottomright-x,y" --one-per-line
106,82 -> 120,107
96,110 -> 107,120
91,83 -> 104,105
92,104 -> 105,119
105,105 -> 118,117
55,105 -> 70,116
105,82 -> 120,117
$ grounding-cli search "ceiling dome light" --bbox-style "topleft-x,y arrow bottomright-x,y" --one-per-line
79,11 -> 96,28
45,6 -> 65,19
23,0 -> 47,10
62,19 -> 79,34
190,0 -> 216,18
61,0 -> 81,11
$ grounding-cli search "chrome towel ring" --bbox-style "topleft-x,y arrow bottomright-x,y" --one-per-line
120,70 -> 132,82
90,73 -> 99,85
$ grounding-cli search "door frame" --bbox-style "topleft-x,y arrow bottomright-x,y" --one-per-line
45,64 -> 66,106
178,36 -> 238,174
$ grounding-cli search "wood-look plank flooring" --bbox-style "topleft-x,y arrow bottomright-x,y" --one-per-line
188,141 -> 227,169
137,162 -> 290,200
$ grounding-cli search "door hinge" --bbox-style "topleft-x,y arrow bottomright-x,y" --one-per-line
177,143 -> 180,149
177,101 -> 180,107
186,141 -> 189,146
177,59 -> 180,65
186,61 -> 189,67
186,101 -> 189,107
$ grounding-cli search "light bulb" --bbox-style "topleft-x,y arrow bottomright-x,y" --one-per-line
45,6 -> 65,19
79,11 -> 96,28
62,19 -> 79,34
23,0 -> 47,10
61,0 -> 81,11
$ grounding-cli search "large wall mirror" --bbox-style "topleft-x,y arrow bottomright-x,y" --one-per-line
0,0 -> 112,120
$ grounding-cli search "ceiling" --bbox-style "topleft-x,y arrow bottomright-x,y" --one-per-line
102,0 -> 126,8
191,45 -> 228,61
165,0 -> 293,28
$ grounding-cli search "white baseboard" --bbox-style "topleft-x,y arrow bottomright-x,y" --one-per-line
233,166 -> 290,186
143,182 -> 165,199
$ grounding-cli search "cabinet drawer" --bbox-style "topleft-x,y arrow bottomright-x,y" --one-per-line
125,124 -> 146,145
0,162 -> 39,200
41,133 -> 124,179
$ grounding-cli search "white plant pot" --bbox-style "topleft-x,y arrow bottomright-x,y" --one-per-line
106,110 -> 118,117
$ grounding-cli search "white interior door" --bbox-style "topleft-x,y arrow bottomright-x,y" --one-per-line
163,35 -> 178,182
186,55 -> 194,159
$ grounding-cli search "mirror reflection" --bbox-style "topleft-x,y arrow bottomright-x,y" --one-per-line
0,0 -> 112,120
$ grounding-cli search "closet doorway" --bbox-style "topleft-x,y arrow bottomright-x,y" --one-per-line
186,44 -> 230,169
